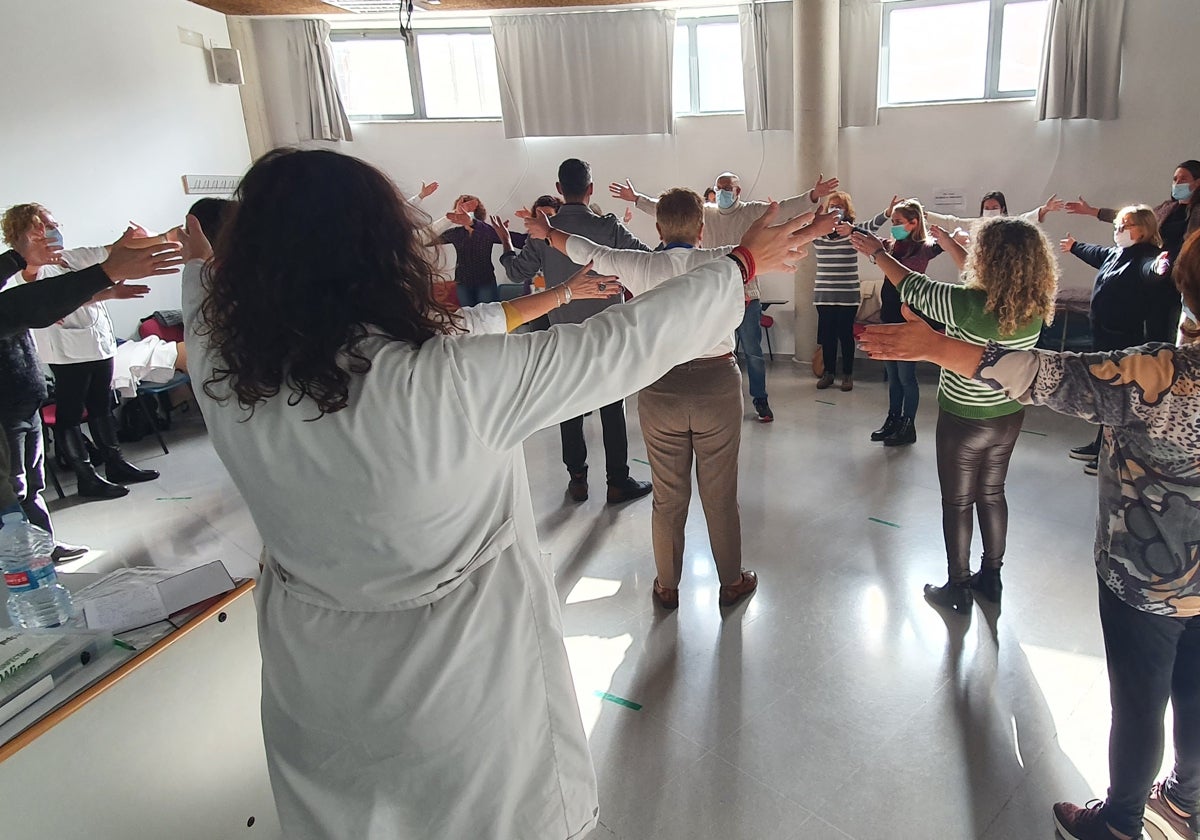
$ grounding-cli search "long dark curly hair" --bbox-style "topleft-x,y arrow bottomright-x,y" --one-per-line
197,148 -> 451,417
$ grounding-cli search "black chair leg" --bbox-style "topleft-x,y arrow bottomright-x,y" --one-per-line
136,396 -> 169,455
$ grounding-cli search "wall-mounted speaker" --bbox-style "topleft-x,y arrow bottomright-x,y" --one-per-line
210,47 -> 244,86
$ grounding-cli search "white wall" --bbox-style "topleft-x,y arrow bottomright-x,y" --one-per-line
250,3 -> 1200,355
1,0 -> 252,337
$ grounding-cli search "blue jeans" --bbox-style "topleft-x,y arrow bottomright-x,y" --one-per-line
737,300 -> 767,400
885,360 -> 919,418
456,283 -> 499,307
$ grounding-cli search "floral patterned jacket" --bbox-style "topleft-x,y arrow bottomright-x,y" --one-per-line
977,342 -> 1200,617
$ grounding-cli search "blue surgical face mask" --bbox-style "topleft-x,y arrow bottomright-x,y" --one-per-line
891,225 -> 911,241
43,226 -> 64,249
716,189 -> 737,210
1172,182 -> 1194,202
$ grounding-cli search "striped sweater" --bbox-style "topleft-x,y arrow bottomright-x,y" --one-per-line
897,272 -> 1043,419
811,212 -> 888,306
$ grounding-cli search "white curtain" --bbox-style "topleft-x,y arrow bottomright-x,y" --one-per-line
1036,0 -> 1126,121
741,2 -> 794,132
839,0 -> 881,128
491,10 -> 676,138
287,19 -> 353,142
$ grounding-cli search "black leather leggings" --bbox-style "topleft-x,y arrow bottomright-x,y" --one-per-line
935,408 -> 1025,582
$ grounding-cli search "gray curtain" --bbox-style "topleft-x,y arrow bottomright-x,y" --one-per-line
288,19 -> 353,142
839,0 -> 881,128
741,2 -> 793,132
491,10 -> 676,138
1036,0 -> 1127,121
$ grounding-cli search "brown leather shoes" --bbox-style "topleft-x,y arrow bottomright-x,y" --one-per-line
652,578 -> 679,610
719,570 -> 758,607
567,471 -> 588,502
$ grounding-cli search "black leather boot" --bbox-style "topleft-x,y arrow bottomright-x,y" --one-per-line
883,416 -> 917,447
870,413 -> 901,442
90,413 -> 160,484
59,425 -> 129,499
924,579 -> 973,614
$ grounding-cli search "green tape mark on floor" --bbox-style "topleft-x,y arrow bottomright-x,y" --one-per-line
594,690 -> 642,711
155,496 -> 193,501
815,399 -> 836,406
868,517 -> 900,528
632,458 -> 650,466
1019,429 -> 1048,437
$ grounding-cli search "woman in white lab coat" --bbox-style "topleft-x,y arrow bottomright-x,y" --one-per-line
178,149 -> 812,840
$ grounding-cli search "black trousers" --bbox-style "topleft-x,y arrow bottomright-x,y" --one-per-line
935,408 -> 1024,582
1098,577 -> 1200,835
50,358 -> 114,427
816,305 -> 857,376
559,399 -> 629,484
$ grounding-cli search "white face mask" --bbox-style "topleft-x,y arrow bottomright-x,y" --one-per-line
1183,300 -> 1197,324
1114,229 -> 1135,249
981,208 -> 1003,218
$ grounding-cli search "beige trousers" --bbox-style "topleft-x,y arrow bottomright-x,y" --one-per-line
637,355 -> 743,587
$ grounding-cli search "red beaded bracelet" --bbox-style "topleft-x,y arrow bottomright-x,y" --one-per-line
729,246 -> 757,282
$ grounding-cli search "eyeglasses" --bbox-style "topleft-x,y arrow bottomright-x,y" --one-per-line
1115,222 -> 1141,232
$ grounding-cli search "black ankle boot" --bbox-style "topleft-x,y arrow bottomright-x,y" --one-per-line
59,425 -> 128,499
924,580 -> 973,613
883,416 -> 917,447
871,413 -> 901,442
90,414 -> 159,484
969,568 -> 1003,603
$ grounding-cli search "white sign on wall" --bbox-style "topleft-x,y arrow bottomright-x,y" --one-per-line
933,188 -> 966,210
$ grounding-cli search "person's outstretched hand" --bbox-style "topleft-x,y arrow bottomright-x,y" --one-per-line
811,173 -> 840,200
1060,234 -> 1076,253
565,262 -> 623,301
850,229 -> 887,256
95,282 -> 152,301
100,227 -> 184,281
419,181 -> 439,200
524,210 -> 553,241
736,203 -> 814,274
489,215 -> 513,250
16,224 -> 62,267
177,215 -> 213,263
609,180 -> 637,203
858,304 -> 937,361
1065,196 -> 1097,217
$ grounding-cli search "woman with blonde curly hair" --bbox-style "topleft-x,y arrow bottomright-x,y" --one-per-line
852,217 -> 1058,612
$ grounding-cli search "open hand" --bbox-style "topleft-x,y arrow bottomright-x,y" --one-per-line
1154,251 -> 1171,276
177,215 -> 213,263
1065,196 -> 1097,217
489,215 -> 512,250
419,181 -> 439,200
524,210 -> 553,241
811,173 -> 840,200
623,207 -> 633,224
858,305 -> 937,361
100,229 -> 184,282
929,224 -> 954,248
609,179 -> 636,203
1041,193 -> 1065,214
736,203 -> 816,274
16,225 -> 62,268
565,263 -> 623,301
834,221 -> 853,238
850,229 -> 887,257
96,282 -> 152,301
1060,234 -> 1076,253
885,194 -> 901,217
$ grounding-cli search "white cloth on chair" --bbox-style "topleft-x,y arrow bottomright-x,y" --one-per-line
111,335 -> 179,399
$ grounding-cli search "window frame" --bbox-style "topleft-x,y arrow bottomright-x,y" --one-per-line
330,27 -> 500,122
674,14 -> 744,117
879,0 -> 1047,107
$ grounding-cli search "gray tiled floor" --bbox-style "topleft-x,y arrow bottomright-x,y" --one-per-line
44,359 -> 1160,840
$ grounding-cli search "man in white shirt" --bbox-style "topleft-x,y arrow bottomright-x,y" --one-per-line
610,171 -> 840,421
526,189 -> 835,609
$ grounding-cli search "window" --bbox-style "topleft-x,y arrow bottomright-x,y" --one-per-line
331,29 -> 502,120
881,0 -> 1049,105
674,16 -> 745,115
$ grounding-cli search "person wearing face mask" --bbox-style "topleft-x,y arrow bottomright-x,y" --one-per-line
1068,161 -> 1200,343
809,190 -> 888,391
609,170 -> 840,422
866,198 -> 944,447
1061,205 -> 1171,475
925,190 -> 1065,243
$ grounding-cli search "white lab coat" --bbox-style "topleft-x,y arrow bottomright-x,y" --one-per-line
181,257 -> 744,840
28,247 -> 115,364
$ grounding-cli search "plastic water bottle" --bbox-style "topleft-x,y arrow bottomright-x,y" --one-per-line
0,514 -> 75,628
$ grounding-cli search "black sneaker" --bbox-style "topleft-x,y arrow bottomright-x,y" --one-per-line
753,398 -> 774,423
969,568 -> 1003,603
567,471 -> 588,502
51,543 -> 90,563
923,580 -> 972,614
1145,781 -> 1200,840
1083,459 -> 1099,476
1070,440 -> 1100,461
